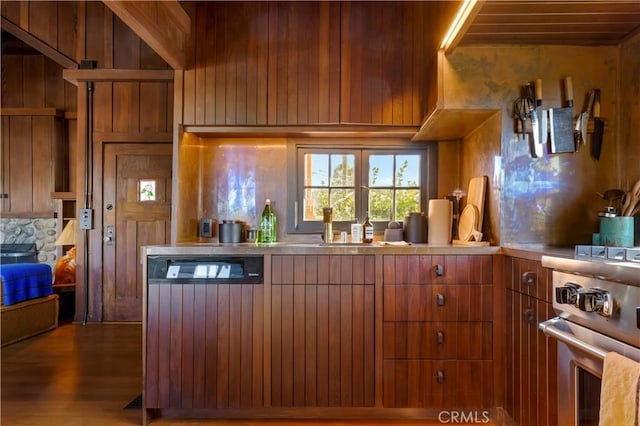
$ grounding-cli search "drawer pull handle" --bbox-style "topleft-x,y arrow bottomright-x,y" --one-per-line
436,293 -> 445,306
436,330 -> 444,344
523,308 -> 535,324
435,264 -> 444,277
522,271 -> 537,286
436,370 -> 444,384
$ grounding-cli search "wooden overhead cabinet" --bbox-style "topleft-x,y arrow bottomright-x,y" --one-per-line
0,108 -> 67,215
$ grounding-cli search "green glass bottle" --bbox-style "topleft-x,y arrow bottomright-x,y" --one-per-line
260,199 -> 277,243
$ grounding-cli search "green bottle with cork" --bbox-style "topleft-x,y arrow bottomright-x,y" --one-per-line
260,199 -> 277,243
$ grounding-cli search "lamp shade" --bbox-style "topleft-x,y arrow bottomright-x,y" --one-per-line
55,219 -> 77,246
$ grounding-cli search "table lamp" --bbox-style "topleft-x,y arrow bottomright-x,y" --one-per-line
54,219 -> 77,284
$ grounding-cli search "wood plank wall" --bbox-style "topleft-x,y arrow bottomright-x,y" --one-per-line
181,1 -> 439,127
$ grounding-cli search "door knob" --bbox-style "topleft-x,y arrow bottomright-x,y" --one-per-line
104,225 -> 114,245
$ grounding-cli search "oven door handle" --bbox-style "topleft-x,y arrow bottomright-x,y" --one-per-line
539,317 -> 607,360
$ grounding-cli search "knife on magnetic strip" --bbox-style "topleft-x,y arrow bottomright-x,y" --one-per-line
535,79 -> 547,156
527,82 -> 542,158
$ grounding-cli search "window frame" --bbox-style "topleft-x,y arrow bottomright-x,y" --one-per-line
287,139 -> 438,234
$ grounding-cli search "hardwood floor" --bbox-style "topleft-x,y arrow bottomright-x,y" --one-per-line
1,323 -> 494,425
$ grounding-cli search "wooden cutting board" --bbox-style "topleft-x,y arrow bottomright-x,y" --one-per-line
466,176 -> 487,234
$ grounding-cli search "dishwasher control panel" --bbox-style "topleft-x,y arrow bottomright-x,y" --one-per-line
147,255 -> 263,284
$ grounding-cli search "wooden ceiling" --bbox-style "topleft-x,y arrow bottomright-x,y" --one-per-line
458,0 -> 640,46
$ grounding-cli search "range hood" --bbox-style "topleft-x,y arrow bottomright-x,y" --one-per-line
412,50 -> 498,142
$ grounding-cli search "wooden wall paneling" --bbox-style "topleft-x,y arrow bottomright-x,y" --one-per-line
22,55 -> 44,107
57,1 -> 80,61
44,58 -> 64,108
93,82 -> 113,133
113,82 -> 140,133
1,55 -> 23,107
27,0 -> 57,49
114,17 -> 141,69
1,1 -> 20,23
84,1 -> 109,68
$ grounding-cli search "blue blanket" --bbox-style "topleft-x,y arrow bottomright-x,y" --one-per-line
0,263 -> 53,306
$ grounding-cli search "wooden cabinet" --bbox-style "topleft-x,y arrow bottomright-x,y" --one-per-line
0,108 -> 67,215
382,255 -> 494,409
504,257 -> 557,426
270,255 -> 375,407
185,2 -> 434,126
145,282 -> 264,410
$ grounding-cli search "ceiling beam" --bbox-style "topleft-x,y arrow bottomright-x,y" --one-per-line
102,0 -> 190,70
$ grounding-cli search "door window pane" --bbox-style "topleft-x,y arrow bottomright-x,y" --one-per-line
139,180 -> 156,201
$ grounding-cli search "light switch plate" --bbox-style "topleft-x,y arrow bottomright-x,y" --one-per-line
79,208 -> 93,230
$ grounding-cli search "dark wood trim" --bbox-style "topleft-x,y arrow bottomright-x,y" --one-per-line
0,17 -> 78,70
51,191 -> 76,200
0,211 -> 56,218
92,132 -> 173,143
183,125 -> 420,139
0,108 -> 64,118
63,69 -> 175,85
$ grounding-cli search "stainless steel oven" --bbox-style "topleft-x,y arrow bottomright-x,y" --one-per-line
540,249 -> 640,426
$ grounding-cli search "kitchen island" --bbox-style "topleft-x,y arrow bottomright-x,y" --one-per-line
141,242 -> 506,424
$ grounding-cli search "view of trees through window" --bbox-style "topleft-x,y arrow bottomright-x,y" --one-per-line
303,151 -> 421,224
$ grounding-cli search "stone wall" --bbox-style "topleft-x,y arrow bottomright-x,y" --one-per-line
0,218 -> 58,267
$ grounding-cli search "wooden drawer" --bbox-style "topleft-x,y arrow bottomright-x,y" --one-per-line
384,284 -> 493,322
383,321 -> 493,360
382,359 -> 493,409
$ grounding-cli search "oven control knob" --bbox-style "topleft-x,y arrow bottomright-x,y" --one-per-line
577,288 -> 613,317
556,283 -> 581,305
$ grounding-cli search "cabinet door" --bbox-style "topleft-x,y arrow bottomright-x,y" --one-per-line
145,283 -> 264,410
0,113 -> 65,214
270,255 -> 375,407
505,288 -> 557,426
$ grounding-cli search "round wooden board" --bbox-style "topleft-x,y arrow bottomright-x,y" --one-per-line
458,204 -> 479,241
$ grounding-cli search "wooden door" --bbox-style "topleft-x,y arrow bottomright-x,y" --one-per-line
103,143 -> 172,321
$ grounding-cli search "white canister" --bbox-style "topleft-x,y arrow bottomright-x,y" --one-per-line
428,199 -> 453,245
351,223 -> 362,243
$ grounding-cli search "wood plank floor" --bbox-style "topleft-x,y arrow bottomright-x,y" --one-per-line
1,323 -> 495,425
